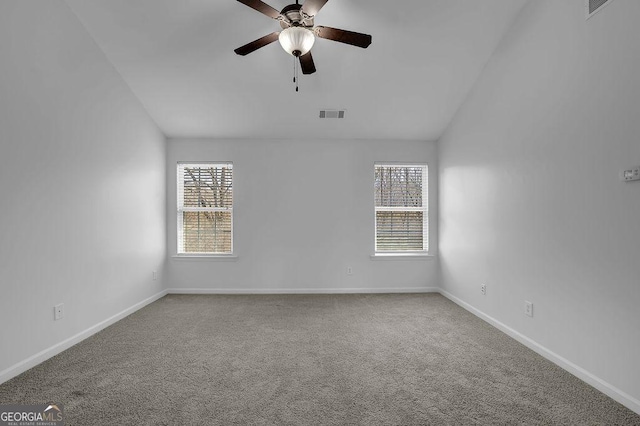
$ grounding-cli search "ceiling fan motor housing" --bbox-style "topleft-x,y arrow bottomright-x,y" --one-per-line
279,3 -> 314,29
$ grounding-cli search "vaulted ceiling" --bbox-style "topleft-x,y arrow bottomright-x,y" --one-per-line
65,0 -> 527,140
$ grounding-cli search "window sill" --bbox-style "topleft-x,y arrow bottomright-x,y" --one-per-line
370,253 -> 435,261
172,255 -> 238,261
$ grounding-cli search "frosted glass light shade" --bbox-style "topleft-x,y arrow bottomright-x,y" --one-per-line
278,27 -> 315,56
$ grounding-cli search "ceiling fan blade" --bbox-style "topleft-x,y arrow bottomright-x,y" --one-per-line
234,32 -> 280,56
301,0 -> 329,17
315,26 -> 372,49
236,0 -> 281,19
299,51 -> 316,75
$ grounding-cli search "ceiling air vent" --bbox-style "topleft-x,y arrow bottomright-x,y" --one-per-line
586,0 -> 615,19
319,109 -> 345,119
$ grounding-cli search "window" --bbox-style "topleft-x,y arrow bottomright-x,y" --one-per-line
177,163 -> 233,254
374,164 -> 428,254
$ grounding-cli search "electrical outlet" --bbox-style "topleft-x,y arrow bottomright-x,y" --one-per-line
347,266 -> 353,275
525,301 -> 533,317
54,303 -> 64,321
481,284 -> 486,295
153,271 -> 157,281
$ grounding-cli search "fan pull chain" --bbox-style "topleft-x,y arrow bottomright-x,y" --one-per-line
293,56 -> 299,92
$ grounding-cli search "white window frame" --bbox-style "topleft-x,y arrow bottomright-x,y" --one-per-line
177,162 -> 233,256
374,163 -> 429,256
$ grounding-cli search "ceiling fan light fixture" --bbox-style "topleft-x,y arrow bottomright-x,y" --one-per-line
278,26 -> 315,56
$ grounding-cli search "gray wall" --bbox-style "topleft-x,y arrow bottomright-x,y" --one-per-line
0,1 -> 166,378
439,0 -> 640,410
166,138 -> 438,292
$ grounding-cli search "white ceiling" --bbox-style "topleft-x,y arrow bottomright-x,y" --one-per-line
65,0 -> 527,140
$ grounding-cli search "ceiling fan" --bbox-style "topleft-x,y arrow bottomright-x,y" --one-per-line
234,0 -> 372,76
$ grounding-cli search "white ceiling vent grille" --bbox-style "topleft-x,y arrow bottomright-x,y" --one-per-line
586,0 -> 615,19
319,109 -> 345,119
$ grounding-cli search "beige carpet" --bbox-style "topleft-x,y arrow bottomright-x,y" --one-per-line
1,294 -> 638,425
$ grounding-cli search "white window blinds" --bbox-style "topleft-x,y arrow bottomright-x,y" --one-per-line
177,163 -> 233,254
374,164 -> 428,253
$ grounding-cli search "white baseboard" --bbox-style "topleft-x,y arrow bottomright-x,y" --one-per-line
167,287 -> 440,295
0,290 -> 168,385
438,289 -> 640,415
